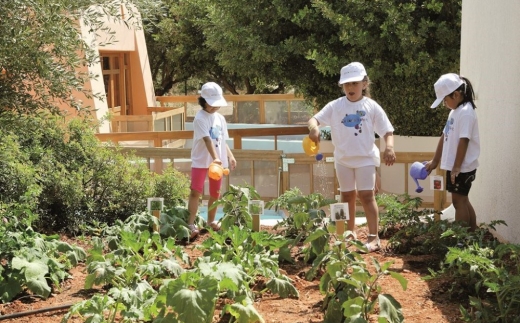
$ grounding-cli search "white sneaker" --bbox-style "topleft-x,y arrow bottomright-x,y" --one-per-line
208,221 -> 221,231
188,224 -> 199,239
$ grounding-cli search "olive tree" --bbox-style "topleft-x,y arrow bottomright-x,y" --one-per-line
0,0 -> 161,115
150,0 -> 461,135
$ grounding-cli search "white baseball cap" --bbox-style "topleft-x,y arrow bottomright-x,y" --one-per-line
430,73 -> 464,108
200,82 -> 228,107
339,62 -> 367,84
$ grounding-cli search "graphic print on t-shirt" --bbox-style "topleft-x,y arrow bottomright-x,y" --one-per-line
444,117 -> 454,142
341,110 -> 366,136
209,125 -> 222,148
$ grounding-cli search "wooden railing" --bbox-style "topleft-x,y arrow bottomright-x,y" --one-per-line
98,94 -> 447,215
96,126 -> 309,149
109,106 -> 185,133
96,127 -> 447,213
156,94 -> 310,124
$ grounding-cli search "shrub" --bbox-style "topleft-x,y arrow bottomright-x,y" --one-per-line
0,112 -> 190,233
0,134 -> 42,214
153,165 -> 191,208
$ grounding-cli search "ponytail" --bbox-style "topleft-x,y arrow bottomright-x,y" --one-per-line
457,76 -> 477,109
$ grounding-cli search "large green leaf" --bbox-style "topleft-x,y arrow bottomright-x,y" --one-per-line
378,294 -> 404,323
198,262 -> 249,292
227,300 -> 265,323
168,276 -> 219,323
26,276 -> 51,299
277,245 -> 295,264
293,212 -> 309,229
0,277 -> 23,303
160,258 -> 185,277
342,296 -> 365,319
303,227 -> 328,244
84,261 -> 117,289
265,276 -> 299,298
388,272 -> 408,291
11,256 -> 49,278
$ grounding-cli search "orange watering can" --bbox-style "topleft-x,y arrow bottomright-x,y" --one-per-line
208,162 -> 230,181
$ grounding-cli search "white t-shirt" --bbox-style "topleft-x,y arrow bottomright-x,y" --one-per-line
191,109 -> 229,168
313,96 -> 394,168
441,102 -> 480,172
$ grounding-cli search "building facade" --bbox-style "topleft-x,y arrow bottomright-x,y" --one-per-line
461,1 -> 520,243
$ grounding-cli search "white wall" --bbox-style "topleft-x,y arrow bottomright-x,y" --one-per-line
461,1 -> 520,243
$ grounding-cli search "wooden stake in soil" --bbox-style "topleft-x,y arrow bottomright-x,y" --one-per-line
336,219 -> 345,236
252,213 -> 261,232
147,198 -> 164,232
249,200 -> 264,232
152,210 -> 161,232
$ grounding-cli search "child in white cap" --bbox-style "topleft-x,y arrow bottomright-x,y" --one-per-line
187,82 -> 236,239
425,73 -> 480,231
307,62 -> 396,252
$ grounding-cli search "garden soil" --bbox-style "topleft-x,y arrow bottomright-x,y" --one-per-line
0,227 -> 465,323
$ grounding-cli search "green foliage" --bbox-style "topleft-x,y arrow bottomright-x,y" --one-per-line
85,219 -> 187,290
67,212 -> 190,322
422,222 -> 520,323
213,185 -> 261,231
378,193 -> 507,258
267,189 -> 336,266
152,166 -> 191,208
0,217 -> 86,303
378,195 -> 520,323
0,0 -> 162,115
317,241 -> 407,323
267,189 -> 335,239
198,226 -> 297,297
0,112 -> 191,233
148,0 -> 460,135
68,202 -> 298,323
378,193 -> 460,255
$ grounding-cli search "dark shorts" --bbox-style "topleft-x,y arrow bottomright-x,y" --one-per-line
446,169 -> 476,196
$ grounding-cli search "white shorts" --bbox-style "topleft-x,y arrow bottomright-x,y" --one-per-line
336,164 -> 376,192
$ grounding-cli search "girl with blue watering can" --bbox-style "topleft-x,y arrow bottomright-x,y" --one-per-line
307,62 -> 395,252
425,74 -> 480,231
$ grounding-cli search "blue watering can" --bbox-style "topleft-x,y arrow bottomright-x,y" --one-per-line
409,161 -> 429,193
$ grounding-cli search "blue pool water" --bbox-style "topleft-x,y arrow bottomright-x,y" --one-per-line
198,206 -> 286,222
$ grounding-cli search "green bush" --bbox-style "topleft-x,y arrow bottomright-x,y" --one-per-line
0,134 -> 41,212
153,165 -> 191,208
0,112 -> 190,233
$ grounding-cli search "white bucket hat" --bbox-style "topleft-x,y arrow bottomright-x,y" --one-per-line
339,62 -> 367,84
200,82 -> 228,107
431,73 -> 464,108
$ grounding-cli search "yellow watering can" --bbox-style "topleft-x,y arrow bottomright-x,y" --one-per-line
302,136 -> 324,161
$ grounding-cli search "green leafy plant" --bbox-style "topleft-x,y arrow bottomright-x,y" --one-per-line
429,241 -> 520,323
321,129 -> 332,140
0,213 -> 86,303
267,190 -> 335,267
268,190 -> 335,241
418,220 -> 520,323
198,226 -> 297,295
317,239 -> 407,323
69,205 -> 295,323
213,185 -> 260,231
152,165 -> 191,208
377,193 -> 462,255
65,212 -> 189,322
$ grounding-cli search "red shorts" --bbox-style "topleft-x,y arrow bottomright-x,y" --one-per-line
191,167 -> 222,198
